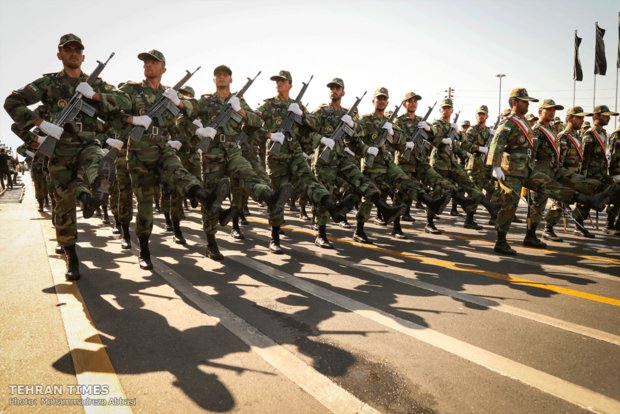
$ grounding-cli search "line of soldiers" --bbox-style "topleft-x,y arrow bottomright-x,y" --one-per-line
4,33 -> 619,281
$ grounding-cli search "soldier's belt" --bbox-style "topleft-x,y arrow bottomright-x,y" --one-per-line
213,133 -> 242,144
508,148 -> 531,155
145,126 -> 170,138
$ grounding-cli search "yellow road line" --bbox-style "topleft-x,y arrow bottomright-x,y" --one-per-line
42,221 -> 132,413
246,217 -> 620,307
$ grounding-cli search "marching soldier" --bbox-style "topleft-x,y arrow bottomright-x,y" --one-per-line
4,33 -> 130,280
606,122 -> 620,235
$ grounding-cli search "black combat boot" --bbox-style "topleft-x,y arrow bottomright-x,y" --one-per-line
154,199 -> 161,213
259,183 -> 293,216
37,198 -> 44,212
121,223 -> 132,249
573,216 -> 595,238
239,211 -> 249,225
401,203 -> 415,222
79,193 -> 99,219
464,212 -> 483,230
230,216 -> 244,240
164,213 -> 173,231
63,245 -> 80,281
373,196 -> 405,225
424,213 -> 441,234
542,224 -> 563,242
314,224 -> 333,249
218,206 -> 235,227
391,217 -> 407,239
206,234 -> 224,260
55,244 -> 64,255
269,226 -> 283,254
299,203 -> 310,221
102,205 -> 110,224
452,191 -> 478,209
574,191 -> 609,212
420,191 -> 452,216
189,178 -> 230,214
494,231 -> 516,255
450,201 -> 460,216
522,224 -> 547,248
44,196 -> 50,208
288,197 -> 299,212
172,220 -> 186,245
323,194 -> 357,223
604,213 -> 617,235
138,236 -> 153,270
339,215 -> 352,229
112,215 -> 121,235
353,220 -> 372,244
481,198 -> 500,218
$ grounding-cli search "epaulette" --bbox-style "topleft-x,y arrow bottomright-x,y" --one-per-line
42,72 -> 56,77
200,93 -> 213,98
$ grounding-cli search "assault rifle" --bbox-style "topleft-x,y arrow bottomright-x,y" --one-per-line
400,101 -> 436,162
37,53 -> 115,157
365,104 -> 402,168
197,71 -> 261,152
268,75 -> 313,154
318,91 -> 366,161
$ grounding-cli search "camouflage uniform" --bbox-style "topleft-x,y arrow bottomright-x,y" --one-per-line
462,119 -> 498,205
607,127 -> 620,232
4,69 -> 128,248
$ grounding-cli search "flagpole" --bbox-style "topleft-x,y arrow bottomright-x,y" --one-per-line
573,79 -> 576,107
574,29 -> 577,107
594,22 -> 598,109
615,67 -> 618,129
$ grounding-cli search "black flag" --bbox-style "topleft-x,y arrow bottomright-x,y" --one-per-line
594,23 -> 607,75
574,31 -> 583,81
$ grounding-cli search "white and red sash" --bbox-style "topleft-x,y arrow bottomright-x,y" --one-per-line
538,125 -> 560,161
565,132 -> 583,160
510,116 -> 533,146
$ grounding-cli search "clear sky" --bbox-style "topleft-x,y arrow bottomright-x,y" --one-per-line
0,0 -> 618,154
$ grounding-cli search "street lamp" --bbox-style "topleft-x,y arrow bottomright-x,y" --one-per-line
496,74 -> 506,119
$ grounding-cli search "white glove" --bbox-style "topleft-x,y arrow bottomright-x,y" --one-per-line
613,174 -> 620,183
163,88 -> 181,106
492,167 -> 505,181
341,114 -> 354,128
106,138 -> 123,151
405,141 -> 414,150
167,140 -> 182,151
441,137 -> 452,145
382,122 -> 394,136
478,146 -> 488,154
270,132 -> 285,144
417,121 -> 430,131
228,96 -> 241,112
367,146 -> 379,157
76,82 -> 96,99
288,102 -> 302,116
451,123 -> 458,130
303,152 -> 313,161
36,135 -> 46,144
192,119 -> 203,128
196,126 -> 217,139
26,150 -> 35,158
39,120 -> 64,139
102,148 -> 110,156
131,115 -> 152,129
320,137 -> 335,150
488,129 -> 496,136
344,147 -> 355,157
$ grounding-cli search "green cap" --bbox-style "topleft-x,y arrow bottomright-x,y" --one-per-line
270,70 -> 292,82
327,77 -> 344,88
509,88 -> 539,102
525,113 -> 538,122
592,105 -> 619,116
402,91 -> 422,102
179,85 -> 195,98
566,106 -> 592,117
374,87 -> 389,98
502,108 -> 513,117
539,99 -> 564,110
213,65 -> 232,76
476,105 -> 489,114
553,117 -> 562,122
583,121 -> 591,128
138,49 -> 166,64
58,33 -> 84,49
461,120 -> 471,126
439,98 -> 453,108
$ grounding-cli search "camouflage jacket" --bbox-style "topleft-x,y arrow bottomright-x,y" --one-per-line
312,103 -> 359,164
557,126 -> 583,173
194,93 -> 262,148
462,123 -> 493,170
4,70 -> 129,146
531,122 -> 561,173
609,128 -> 620,176
394,113 -> 432,167
430,118 -> 466,171
256,96 -> 318,157
354,113 -> 402,172
487,114 -> 534,178
581,125 -> 609,179
120,80 -> 196,147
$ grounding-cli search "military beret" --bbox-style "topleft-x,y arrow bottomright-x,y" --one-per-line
138,49 -> 166,64
270,70 -> 292,82
509,88 -> 539,102
327,77 -> 345,88
58,33 -> 84,49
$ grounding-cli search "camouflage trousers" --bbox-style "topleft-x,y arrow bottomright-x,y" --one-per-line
495,170 -> 577,233
357,162 -> 422,222
162,151 -> 201,222
468,165 -> 499,205
128,141 -> 201,239
49,140 -> 102,247
202,143 -> 271,235
31,167 -> 49,202
435,164 -> 483,214
267,149 -> 330,227
313,153 -> 380,226
399,160 -> 456,214
109,153 -> 133,225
